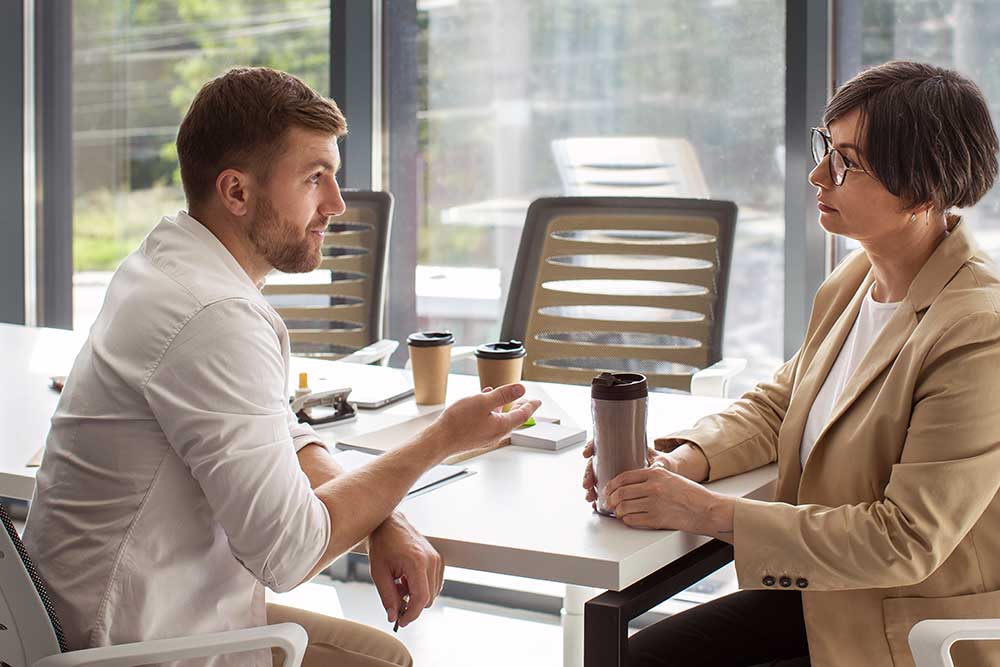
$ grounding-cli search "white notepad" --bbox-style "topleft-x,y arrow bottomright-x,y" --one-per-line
331,448 -> 471,497
509,422 -> 588,451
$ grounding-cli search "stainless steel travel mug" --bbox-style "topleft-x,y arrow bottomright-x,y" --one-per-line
591,372 -> 649,516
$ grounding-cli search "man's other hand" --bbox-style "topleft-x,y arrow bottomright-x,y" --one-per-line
367,512 -> 444,629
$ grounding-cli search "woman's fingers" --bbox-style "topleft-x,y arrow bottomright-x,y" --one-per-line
612,498 -> 649,518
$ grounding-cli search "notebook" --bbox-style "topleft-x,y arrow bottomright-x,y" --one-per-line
331,448 -> 470,497
335,412 -> 507,464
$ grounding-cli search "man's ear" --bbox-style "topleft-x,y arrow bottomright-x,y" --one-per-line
215,169 -> 254,217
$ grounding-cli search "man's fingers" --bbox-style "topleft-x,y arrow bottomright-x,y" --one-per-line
482,382 -> 527,410
582,441 -> 594,457
399,569 -> 431,627
370,564 -> 402,622
585,486 -> 598,502
498,398 -> 541,430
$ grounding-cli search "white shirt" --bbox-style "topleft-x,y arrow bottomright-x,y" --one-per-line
800,284 -> 899,469
24,212 -> 331,666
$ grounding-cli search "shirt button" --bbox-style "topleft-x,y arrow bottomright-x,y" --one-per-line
796,578 -> 809,589
779,576 -> 792,588
763,575 -> 776,587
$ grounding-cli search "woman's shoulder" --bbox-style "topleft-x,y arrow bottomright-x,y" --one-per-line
922,253 -> 1000,347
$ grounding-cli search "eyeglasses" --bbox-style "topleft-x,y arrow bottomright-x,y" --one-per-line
810,127 -> 868,186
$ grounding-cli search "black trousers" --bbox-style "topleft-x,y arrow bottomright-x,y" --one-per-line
628,590 -> 811,667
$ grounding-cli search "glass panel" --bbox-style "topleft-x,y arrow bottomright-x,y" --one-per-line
834,1 -> 1000,265
72,0 -> 331,332
412,0 -> 786,383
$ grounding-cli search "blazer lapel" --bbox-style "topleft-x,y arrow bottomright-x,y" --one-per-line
791,220 -> 978,496
771,265 -> 873,502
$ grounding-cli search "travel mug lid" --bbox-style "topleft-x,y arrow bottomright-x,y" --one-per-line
474,340 -> 526,360
591,372 -> 648,401
407,331 -> 455,347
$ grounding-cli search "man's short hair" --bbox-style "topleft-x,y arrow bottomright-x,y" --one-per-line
824,60 -> 999,211
176,67 -> 347,207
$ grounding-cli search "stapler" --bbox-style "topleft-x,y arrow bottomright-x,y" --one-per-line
290,386 -> 356,426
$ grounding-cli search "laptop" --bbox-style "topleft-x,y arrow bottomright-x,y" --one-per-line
346,367 -> 415,409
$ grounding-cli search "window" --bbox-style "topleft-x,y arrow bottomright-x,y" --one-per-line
835,0 -> 1000,263
71,0 -> 330,331
410,0 -> 787,383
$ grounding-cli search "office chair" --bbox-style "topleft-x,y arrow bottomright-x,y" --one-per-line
500,196 -> 744,396
0,502 -> 307,667
264,190 -> 398,365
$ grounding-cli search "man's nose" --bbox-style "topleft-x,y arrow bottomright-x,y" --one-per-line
321,181 -> 347,217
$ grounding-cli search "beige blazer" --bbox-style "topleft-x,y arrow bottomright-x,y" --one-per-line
663,221 -> 1000,666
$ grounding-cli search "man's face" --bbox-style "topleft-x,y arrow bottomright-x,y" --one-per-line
247,127 -> 345,274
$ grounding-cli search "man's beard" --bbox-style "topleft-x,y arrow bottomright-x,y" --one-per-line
247,195 -> 324,274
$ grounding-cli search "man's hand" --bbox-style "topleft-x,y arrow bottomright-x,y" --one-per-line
428,383 -> 541,458
367,512 -> 444,629
603,465 -> 736,542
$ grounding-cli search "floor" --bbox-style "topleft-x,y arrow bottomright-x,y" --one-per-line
274,576 -> 564,667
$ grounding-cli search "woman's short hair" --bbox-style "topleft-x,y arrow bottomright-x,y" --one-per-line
176,67 -> 347,207
824,60 -> 999,211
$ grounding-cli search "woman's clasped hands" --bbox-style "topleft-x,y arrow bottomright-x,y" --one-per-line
581,441 -> 736,541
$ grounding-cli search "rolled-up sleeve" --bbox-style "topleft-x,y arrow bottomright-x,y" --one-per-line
144,298 -> 330,592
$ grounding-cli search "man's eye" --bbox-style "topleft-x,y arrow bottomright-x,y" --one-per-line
309,173 -> 322,184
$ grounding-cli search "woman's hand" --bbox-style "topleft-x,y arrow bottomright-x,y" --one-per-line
603,465 -> 736,542
430,383 -> 541,458
582,443 -> 706,509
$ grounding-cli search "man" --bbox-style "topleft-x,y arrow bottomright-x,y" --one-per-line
23,67 -> 540,667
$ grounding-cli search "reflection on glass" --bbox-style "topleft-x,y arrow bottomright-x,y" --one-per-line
72,0 -> 330,331
415,0 -> 786,383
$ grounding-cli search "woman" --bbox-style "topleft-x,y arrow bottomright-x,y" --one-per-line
583,60 -> 1000,667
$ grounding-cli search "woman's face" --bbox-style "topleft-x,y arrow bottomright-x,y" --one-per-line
808,107 -> 916,243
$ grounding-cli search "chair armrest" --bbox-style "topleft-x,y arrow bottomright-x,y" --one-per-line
33,623 -> 308,667
908,618 -> 1000,667
690,358 -> 747,398
340,339 -> 399,366
404,345 -> 478,369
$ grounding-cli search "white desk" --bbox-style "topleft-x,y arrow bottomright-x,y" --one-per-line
1,324 -> 777,667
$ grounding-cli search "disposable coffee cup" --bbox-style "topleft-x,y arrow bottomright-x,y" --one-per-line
475,340 -> 526,410
591,372 -> 648,516
407,331 -> 454,405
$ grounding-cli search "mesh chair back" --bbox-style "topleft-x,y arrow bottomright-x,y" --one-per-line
500,197 -> 737,392
551,137 -> 710,198
0,503 -> 65,666
263,190 -> 393,360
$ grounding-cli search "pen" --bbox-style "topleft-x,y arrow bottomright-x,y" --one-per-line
393,593 -> 409,633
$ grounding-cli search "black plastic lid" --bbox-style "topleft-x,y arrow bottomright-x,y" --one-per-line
591,372 -> 648,401
475,340 -> 526,360
407,331 -> 455,347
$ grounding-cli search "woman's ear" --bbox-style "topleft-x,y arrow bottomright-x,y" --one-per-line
215,169 -> 252,217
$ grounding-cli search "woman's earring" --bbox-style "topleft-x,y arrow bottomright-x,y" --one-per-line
910,213 -> 917,223
926,210 -> 930,225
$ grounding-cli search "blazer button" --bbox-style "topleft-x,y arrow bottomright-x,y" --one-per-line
796,578 -> 809,589
779,576 -> 792,588
763,575 -> 776,587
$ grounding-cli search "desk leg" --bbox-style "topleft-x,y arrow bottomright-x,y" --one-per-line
562,584 -> 601,667
583,540 -> 734,667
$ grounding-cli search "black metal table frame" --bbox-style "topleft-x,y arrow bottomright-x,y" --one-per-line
584,539 -> 734,666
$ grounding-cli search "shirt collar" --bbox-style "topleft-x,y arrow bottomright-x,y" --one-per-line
172,210 -> 268,292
